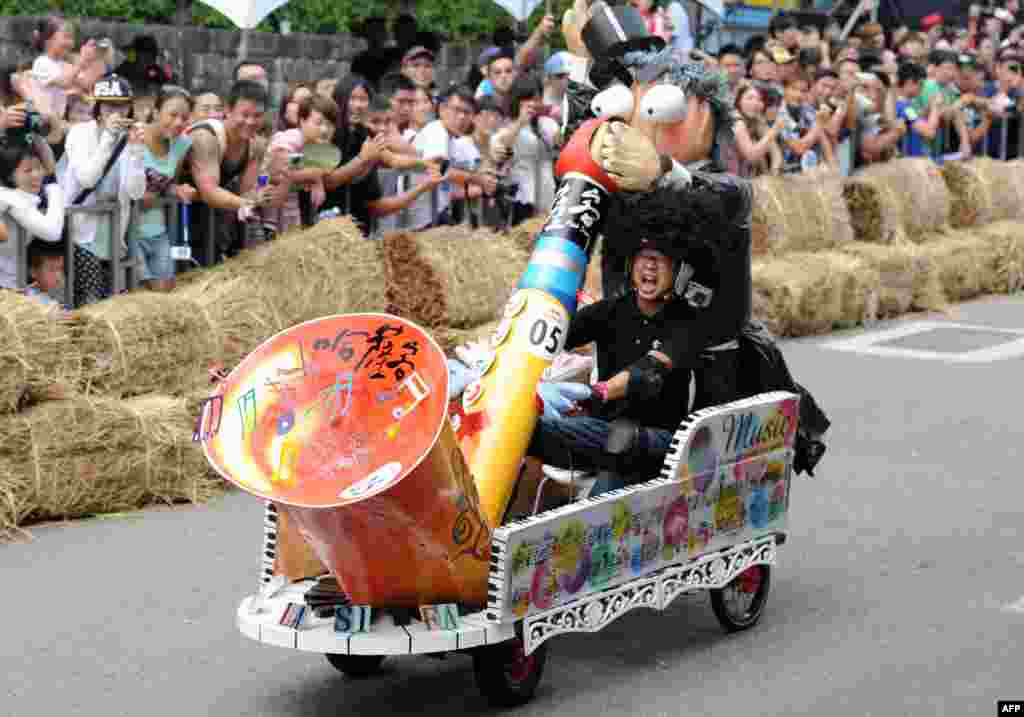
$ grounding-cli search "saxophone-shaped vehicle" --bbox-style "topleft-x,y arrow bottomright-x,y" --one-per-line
198,15 -> 810,695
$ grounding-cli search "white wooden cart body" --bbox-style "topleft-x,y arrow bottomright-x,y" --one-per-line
236,392 -> 797,659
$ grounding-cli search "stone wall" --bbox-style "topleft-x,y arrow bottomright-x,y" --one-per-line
0,16 -> 482,105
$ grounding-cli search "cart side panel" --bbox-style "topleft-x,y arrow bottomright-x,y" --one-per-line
486,391 -> 799,623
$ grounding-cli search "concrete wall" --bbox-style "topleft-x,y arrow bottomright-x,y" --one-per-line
0,16 -> 482,105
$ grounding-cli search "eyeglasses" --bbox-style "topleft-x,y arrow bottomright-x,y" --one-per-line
1009,63 -> 1023,74
445,104 -> 473,117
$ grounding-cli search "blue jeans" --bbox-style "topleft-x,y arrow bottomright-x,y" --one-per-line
130,233 -> 174,281
527,416 -> 674,498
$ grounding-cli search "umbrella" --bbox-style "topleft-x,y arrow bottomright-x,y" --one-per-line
196,0 -> 291,29
490,0 -> 546,23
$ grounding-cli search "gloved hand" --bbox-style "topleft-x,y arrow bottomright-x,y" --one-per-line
447,358 -> 480,400
592,121 -> 664,192
536,381 -> 593,420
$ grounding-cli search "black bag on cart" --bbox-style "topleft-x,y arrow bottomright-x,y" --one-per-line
737,321 -> 830,476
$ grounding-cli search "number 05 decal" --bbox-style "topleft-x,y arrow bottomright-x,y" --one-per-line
523,307 -> 569,360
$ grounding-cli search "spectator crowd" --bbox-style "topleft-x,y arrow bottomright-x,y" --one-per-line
2,2 -> 1024,311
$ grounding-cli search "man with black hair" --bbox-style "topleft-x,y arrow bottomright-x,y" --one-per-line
895,61 -> 944,157
717,44 -> 746,89
187,80 -> 274,264
379,73 -> 417,136
527,239 -> 695,494
769,13 -> 801,53
406,85 -> 496,229
487,48 -> 519,115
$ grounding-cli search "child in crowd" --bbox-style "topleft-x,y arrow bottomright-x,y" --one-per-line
261,93 -> 338,236
24,240 -> 67,308
29,15 -> 105,119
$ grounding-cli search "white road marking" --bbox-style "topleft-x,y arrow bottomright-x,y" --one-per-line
823,321 -> 1024,363
1003,596 -> 1024,614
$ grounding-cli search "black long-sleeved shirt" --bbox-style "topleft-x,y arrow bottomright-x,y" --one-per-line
566,291 -> 695,431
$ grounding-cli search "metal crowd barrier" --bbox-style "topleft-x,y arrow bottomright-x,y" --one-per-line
898,107 -> 1024,164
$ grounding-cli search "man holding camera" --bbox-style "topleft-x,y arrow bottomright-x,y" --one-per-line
405,85 -> 497,230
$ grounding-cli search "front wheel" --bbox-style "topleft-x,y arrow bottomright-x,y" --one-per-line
325,653 -> 385,677
709,564 -> 771,632
473,637 -> 547,707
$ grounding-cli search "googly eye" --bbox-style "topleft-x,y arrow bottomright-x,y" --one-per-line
590,84 -> 634,120
638,84 -> 688,123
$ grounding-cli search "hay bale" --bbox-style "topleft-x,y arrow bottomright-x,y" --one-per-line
383,228 -> 529,330
844,159 -> 950,243
942,158 -> 1024,228
752,252 -> 880,336
751,168 -> 854,255
0,292 -> 78,414
506,216 -> 546,254
178,221 -> 389,365
0,395 -> 222,538
969,221 -> 1024,294
71,292 -> 224,398
916,231 -> 992,302
839,241 -> 946,316
436,319 -> 503,356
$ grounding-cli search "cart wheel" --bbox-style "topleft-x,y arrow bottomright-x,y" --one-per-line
710,564 -> 771,633
324,653 -> 385,678
473,636 -> 547,707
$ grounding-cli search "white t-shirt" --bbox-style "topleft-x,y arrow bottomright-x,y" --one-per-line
31,54 -> 68,119
505,116 -> 558,208
407,119 -> 457,230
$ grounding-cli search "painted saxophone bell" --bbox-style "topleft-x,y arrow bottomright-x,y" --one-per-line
459,119 -> 618,529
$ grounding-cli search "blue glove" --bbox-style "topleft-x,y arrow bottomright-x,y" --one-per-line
447,358 -> 480,400
536,382 -> 594,420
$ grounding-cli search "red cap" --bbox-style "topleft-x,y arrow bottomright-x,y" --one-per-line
921,13 -> 943,29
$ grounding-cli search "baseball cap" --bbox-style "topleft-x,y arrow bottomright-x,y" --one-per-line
921,13 -> 943,30
544,51 -> 571,77
402,46 -> 434,64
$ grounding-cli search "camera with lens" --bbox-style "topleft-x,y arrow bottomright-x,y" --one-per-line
6,99 -> 50,144
493,177 -> 520,200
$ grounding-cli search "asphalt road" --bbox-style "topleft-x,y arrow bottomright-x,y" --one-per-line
3,295 -> 1024,717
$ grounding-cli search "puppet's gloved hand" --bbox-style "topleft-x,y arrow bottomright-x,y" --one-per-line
536,381 -> 594,420
593,121 -> 663,192
447,358 -> 480,400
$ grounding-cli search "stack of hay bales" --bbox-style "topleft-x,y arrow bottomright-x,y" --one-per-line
0,395 -> 220,537
834,159 -> 950,317
750,168 -> 881,335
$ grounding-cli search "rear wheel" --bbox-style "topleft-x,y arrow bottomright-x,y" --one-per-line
324,653 -> 385,677
473,636 -> 547,707
709,564 -> 771,632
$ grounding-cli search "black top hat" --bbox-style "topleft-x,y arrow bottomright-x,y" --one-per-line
582,1 -> 665,60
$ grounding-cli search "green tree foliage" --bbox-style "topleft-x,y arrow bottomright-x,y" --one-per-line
0,0 -> 575,39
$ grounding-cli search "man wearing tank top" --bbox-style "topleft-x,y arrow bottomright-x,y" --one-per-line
186,80 -> 276,265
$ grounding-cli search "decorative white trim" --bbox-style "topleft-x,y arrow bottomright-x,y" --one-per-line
522,534 -> 779,655
660,534 -> 777,611
523,577 -> 661,655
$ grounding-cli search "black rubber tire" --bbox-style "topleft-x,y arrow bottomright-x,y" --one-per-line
473,637 -> 547,707
709,564 -> 771,633
324,653 -> 385,677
